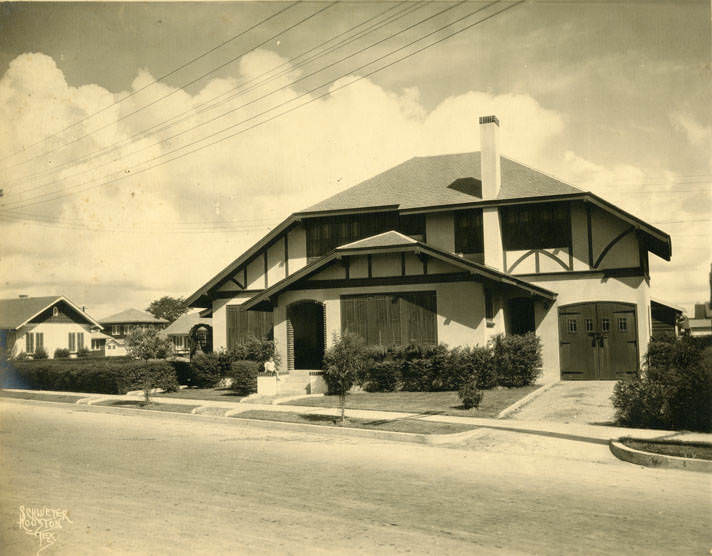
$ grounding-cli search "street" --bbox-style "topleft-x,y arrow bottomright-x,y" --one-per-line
1,400 -> 710,555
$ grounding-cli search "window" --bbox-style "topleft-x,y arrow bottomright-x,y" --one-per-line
36,333 -> 44,350
341,291 -> 437,346
52,306 -> 59,317
68,332 -> 76,352
399,214 -> 426,241
26,332 -> 34,353
617,317 -> 628,331
77,332 -> 84,350
226,306 -> 273,350
585,319 -> 593,332
501,203 -> 570,250
601,318 -> 610,332
484,289 -> 494,323
568,319 -> 577,334
112,325 -> 120,335
454,209 -> 484,256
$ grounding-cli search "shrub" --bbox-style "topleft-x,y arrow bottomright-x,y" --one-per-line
0,358 -> 178,395
13,351 -> 30,361
613,340 -> 712,432
469,345 -> 497,390
54,348 -> 71,359
492,333 -> 542,387
33,346 -> 49,360
458,376 -> 483,410
170,360 -> 193,386
229,336 -> 279,365
228,360 -> 260,396
364,360 -> 400,392
125,328 -> 172,360
189,352 -> 222,388
77,346 -> 91,358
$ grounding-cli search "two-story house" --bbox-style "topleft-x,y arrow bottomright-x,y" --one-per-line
186,115 -> 673,383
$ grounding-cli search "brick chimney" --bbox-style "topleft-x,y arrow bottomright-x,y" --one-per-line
479,115 -> 504,271
479,115 -> 501,200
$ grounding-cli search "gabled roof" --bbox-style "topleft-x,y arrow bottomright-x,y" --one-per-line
99,308 -> 169,324
0,296 -> 103,330
242,232 -> 557,311
337,230 -> 417,250
303,153 -> 583,213
161,311 -> 212,336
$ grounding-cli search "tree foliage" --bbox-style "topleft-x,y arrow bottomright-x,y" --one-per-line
322,333 -> 369,424
125,328 -> 172,361
146,296 -> 189,323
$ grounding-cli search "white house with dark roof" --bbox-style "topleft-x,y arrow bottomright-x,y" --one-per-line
160,311 -> 212,356
0,295 -> 103,358
186,115 -> 672,383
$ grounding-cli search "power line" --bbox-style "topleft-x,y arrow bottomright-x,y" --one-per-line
2,0 -> 497,212
4,1 -> 422,195
0,1 -> 302,166
2,1 -> 334,173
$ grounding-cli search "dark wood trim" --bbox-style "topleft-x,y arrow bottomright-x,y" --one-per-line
263,252 -> 268,288
593,226 -> 635,269
586,203 -> 593,268
535,251 -> 541,273
507,250 -> 536,273
213,289 -> 265,299
284,233 -> 289,276
294,205 -> 399,218
230,277 -> 245,289
514,267 -> 644,279
401,253 -> 406,276
537,249 -> 570,271
297,273 -> 475,290
398,193 -> 586,215
367,254 -> 372,278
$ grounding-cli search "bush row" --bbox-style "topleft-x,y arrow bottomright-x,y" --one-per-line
1,358 -> 179,395
355,333 -> 542,393
613,336 -> 712,432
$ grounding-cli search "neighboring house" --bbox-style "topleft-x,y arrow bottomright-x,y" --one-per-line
687,264 -> 712,337
186,115 -> 673,383
99,308 -> 169,357
650,299 -> 684,339
89,330 -> 123,356
160,311 -> 212,355
0,295 -> 103,358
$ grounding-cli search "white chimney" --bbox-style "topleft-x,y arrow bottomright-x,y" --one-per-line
479,115 -> 501,199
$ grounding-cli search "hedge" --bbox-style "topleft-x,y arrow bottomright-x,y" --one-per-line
1,358 -> 179,395
613,337 -> 712,432
227,360 -> 260,396
356,333 -> 542,393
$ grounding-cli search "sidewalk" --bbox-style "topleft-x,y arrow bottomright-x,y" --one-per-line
3,388 -> 710,446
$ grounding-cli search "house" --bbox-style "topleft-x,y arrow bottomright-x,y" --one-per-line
89,330 -> 123,356
186,115 -> 672,383
0,295 -> 104,358
160,311 -> 212,356
99,308 -> 169,357
650,299 -> 684,339
685,264 -> 712,337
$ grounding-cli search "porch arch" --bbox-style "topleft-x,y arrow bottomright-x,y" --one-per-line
286,300 -> 326,371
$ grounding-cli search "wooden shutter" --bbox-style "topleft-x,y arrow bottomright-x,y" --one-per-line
68,332 -> 76,351
226,305 -> 241,351
77,332 -> 84,350
26,333 -> 34,353
36,333 -> 44,349
399,292 -> 437,345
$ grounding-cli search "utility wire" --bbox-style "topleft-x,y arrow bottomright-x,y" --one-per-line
1,0 -> 478,211
5,1 -> 421,194
1,1 -> 333,172
0,1 -> 302,166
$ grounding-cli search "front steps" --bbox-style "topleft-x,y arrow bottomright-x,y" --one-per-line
255,369 -> 327,398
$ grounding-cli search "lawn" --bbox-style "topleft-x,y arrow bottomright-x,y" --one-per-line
154,387 -> 245,403
0,390 -> 84,404
231,410 -> 476,435
281,386 -> 540,418
96,400 -> 199,413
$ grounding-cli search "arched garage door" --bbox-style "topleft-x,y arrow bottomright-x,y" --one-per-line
559,302 -> 638,380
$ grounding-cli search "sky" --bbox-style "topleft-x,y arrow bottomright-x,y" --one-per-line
0,0 -> 709,320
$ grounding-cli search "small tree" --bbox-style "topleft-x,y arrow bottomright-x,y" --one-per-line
146,296 -> 189,323
126,328 -> 172,402
322,333 -> 368,424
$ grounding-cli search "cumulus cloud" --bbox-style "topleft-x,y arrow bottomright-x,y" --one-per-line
0,51 -> 708,315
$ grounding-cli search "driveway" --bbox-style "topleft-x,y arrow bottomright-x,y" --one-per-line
508,381 -> 617,424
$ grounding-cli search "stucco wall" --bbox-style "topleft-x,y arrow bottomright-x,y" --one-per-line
590,206 -> 640,270
425,213 -> 454,252
525,272 -> 651,382
272,281 -> 487,372
211,293 -> 256,351
14,321 -> 95,358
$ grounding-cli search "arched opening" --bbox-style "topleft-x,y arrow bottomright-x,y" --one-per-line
287,301 -> 325,370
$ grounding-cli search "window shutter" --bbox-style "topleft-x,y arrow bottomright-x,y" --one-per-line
77,333 -> 84,350
68,332 -> 75,351
36,333 -> 44,349
26,333 -> 34,353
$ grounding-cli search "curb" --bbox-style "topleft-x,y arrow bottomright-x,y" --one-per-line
0,396 -> 481,446
496,382 -> 558,419
609,439 -> 712,473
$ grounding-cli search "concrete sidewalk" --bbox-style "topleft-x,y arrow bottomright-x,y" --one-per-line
3,388 -> 710,446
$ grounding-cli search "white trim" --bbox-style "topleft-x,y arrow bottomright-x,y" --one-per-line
14,296 -> 104,330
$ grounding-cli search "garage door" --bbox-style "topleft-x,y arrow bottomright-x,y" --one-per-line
559,302 -> 638,380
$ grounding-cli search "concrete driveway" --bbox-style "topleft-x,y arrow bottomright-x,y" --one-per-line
508,381 -> 617,424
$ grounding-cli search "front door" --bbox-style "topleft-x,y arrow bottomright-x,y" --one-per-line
287,301 -> 325,370
559,302 -> 638,380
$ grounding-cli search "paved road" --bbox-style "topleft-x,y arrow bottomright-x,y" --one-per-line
1,400 -> 709,555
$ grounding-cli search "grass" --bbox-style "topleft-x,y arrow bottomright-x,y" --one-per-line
622,438 -> 712,461
280,386 -> 539,418
96,400 -> 199,413
154,387 -> 246,403
231,410 -> 476,435
0,389 -> 84,404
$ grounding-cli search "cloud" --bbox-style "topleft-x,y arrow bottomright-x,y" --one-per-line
0,51 -> 708,315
